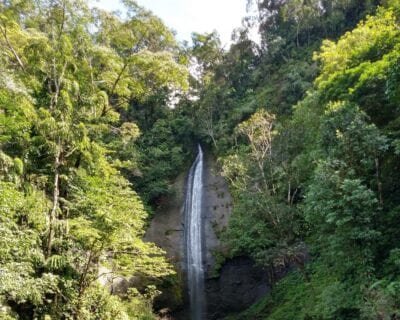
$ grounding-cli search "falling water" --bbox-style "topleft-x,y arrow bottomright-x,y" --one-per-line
185,145 -> 205,320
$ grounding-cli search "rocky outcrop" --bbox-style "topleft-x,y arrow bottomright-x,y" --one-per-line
145,152 -> 272,319
202,152 -> 233,276
144,170 -> 187,314
145,170 -> 187,271
206,256 -> 270,319
145,152 -> 234,315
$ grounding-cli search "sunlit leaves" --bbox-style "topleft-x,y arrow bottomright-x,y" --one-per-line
0,0 -> 185,317
320,101 -> 389,170
0,182 -> 48,230
314,6 -> 400,125
315,8 -> 398,79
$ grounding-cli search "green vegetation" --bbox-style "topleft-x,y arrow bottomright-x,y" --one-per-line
0,0 -> 191,318
2,0 -> 400,318
190,0 -> 400,319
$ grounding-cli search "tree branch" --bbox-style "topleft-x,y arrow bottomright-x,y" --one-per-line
0,23 -> 25,71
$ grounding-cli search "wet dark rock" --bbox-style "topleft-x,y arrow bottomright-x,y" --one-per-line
205,256 -> 270,320
145,151 -> 294,319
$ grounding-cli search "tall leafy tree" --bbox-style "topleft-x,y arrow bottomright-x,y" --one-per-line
0,0 -> 188,318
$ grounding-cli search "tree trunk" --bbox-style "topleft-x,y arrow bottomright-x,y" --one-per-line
47,148 -> 61,257
256,158 -> 269,193
0,23 -> 25,71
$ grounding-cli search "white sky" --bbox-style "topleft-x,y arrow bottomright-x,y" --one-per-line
92,0 -> 249,46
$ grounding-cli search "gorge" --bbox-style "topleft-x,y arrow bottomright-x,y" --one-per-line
1,1 -> 400,319
146,149 -> 272,319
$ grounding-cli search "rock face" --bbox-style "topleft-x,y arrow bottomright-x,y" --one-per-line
144,170 -> 187,313
202,152 -> 233,276
145,151 -> 233,278
145,170 -> 187,271
206,257 -> 270,319
145,151 -> 270,319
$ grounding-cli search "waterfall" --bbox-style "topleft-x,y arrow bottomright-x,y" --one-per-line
185,144 -> 205,320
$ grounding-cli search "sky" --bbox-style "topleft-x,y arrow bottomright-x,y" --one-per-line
92,0 -> 249,46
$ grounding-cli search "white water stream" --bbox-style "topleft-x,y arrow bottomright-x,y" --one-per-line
185,145 -> 205,320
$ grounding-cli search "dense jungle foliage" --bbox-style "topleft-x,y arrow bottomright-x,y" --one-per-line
2,0 -> 400,319
0,0 -> 194,318
190,0 -> 400,319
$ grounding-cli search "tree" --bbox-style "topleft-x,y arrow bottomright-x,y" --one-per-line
304,161 -> 380,276
236,109 -> 276,193
0,0 -> 186,318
